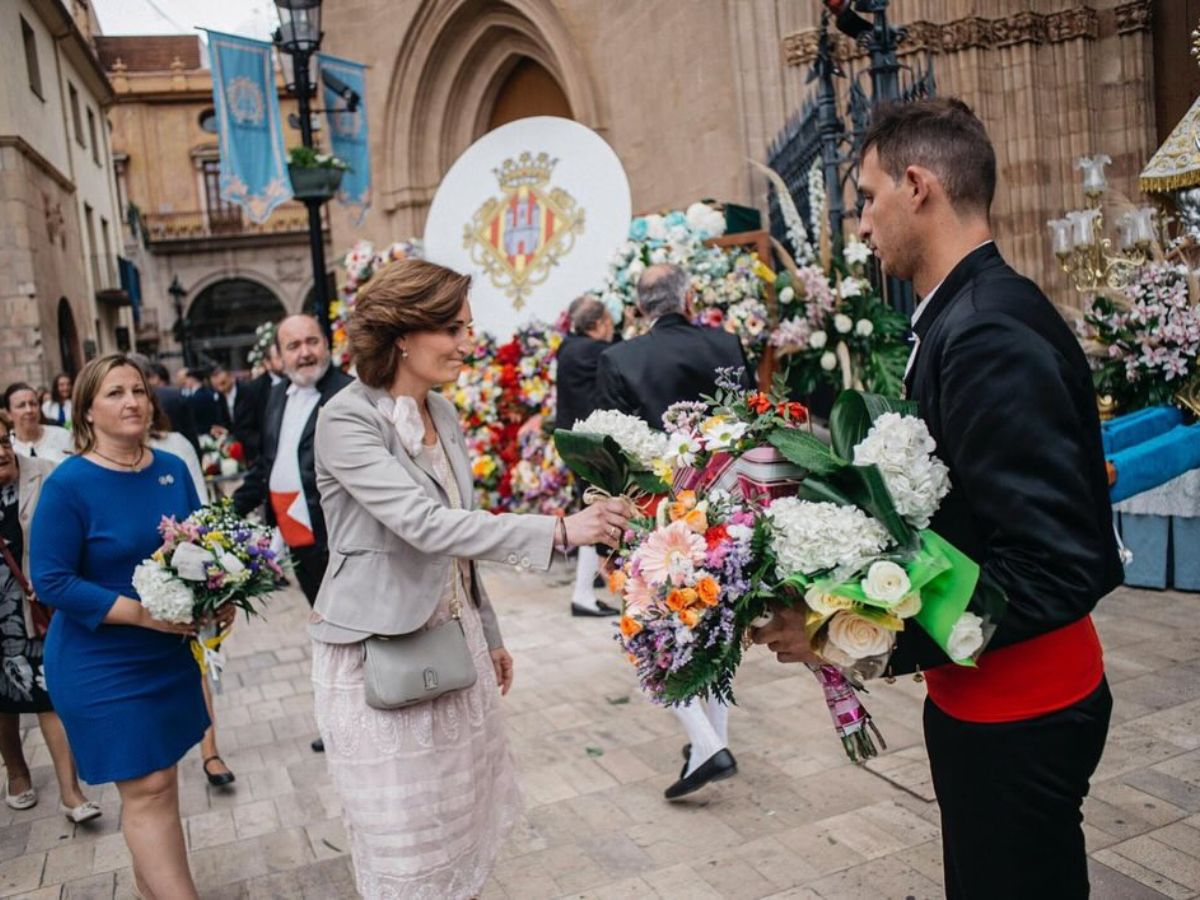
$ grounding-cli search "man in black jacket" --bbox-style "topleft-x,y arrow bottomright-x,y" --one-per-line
755,99 -> 1121,899
556,295 -> 618,617
596,263 -> 751,802
211,365 -> 264,463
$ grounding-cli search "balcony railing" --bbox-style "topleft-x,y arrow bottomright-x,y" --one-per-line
142,205 -> 313,244
92,253 -> 128,305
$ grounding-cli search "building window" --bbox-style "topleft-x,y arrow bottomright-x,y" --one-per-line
201,159 -> 242,233
69,83 -> 85,148
21,16 -> 43,99
87,108 -> 100,164
198,108 -> 218,134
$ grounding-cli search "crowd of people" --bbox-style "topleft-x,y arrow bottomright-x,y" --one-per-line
0,99 -> 1124,900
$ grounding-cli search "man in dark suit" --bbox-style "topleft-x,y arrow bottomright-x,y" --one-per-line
232,314 -> 352,753
556,295 -> 617,617
595,265 -> 753,427
187,368 -> 223,437
755,99 -> 1121,899
145,361 -> 200,453
596,263 -> 750,801
211,366 -> 263,463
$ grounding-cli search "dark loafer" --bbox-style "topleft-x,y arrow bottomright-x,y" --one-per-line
202,756 -> 235,787
571,600 -> 620,617
664,749 -> 737,800
311,737 -> 325,753
682,743 -> 691,761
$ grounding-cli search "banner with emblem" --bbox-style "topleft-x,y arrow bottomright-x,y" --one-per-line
318,53 -> 370,224
205,31 -> 291,224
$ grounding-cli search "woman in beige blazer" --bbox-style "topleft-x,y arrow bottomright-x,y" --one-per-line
311,259 -> 628,900
0,411 -> 98,822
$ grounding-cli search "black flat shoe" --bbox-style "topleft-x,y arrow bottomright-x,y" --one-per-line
682,743 -> 691,761
202,756 -> 235,787
311,737 -> 325,753
571,600 -> 620,617
664,749 -> 737,800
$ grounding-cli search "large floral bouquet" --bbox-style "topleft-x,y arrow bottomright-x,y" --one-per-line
331,238 -> 423,368
597,203 -> 771,362
448,321 -> 575,513
132,499 -> 284,683
1077,261 -> 1200,411
768,236 -> 909,398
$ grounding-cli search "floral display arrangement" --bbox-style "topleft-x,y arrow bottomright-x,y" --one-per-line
1076,260 -> 1200,412
448,321 -> 576,513
596,203 -> 771,363
556,374 -> 1005,761
332,239 -> 424,368
132,499 -> 285,684
198,433 -> 244,478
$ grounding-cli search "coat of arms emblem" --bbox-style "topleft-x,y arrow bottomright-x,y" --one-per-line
463,152 -> 585,309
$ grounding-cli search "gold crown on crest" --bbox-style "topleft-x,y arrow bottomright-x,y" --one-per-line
494,151 -> 558,190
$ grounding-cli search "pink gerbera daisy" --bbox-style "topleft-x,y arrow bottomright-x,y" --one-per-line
636,521 -> 707,586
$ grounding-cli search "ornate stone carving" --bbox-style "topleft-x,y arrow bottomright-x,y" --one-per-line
43,192 -> 65,247
782,4 -> 1128,67
1114,0 -> 1152,35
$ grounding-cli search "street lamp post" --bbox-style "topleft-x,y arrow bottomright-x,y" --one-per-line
274,0 -> 332,342
168,275 -> 192,368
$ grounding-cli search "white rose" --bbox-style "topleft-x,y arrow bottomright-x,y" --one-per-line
805,586 -> 854,617
839,278 -> 863,299
171,542 -> 215,582
947,612 -> 985,660
834,314 -> 853,334
892,591 -> 922,619
826,611 -> 894,660
861,561 -> 911,606
855,319 -> 874,337
820,352 -> 838,371
219,457 -> 239,476
808,330 -> 828,350
778,286 -> 796,305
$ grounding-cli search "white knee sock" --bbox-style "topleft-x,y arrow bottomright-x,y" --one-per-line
673,698 -> 725,776
703,696 -> 730,745
573,545 -> 601,609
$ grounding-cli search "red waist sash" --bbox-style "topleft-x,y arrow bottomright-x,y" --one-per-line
925,615 -> 1103,724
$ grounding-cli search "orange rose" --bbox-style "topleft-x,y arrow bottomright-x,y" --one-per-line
619,616 -> 643,638
608,570 -> 627,594
680,507 -> 708,534
668,490 -> 698,523
678,607 -> 700,628
666,587 -> 698,611
695,576 -> 720,607
747,392 -> 772,414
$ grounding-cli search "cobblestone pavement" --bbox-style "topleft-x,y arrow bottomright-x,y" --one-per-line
2,562 -> 1199,899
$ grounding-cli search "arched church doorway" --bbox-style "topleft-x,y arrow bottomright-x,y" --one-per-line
56,298 -> 82,377
187,278 -> 286,371
486,57 -> 572,131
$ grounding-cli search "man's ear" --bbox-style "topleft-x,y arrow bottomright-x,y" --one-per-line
904,164 -> 936,211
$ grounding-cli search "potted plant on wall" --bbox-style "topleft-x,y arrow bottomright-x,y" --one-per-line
287,147 -> 349,200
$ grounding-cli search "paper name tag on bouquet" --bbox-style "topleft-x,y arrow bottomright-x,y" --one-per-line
676,447 -> 806,503
424,117 -> 631,339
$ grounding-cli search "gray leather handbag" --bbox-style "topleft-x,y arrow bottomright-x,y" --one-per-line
361,564 -> 477,710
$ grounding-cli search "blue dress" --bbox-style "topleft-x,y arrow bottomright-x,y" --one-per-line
30,451 -> 210,784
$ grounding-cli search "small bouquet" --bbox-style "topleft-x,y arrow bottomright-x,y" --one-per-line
198,433 -> 244,477
132,499 -> 285,685
554,409 -> 671,516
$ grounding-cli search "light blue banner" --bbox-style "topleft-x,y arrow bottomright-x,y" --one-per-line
206,30 -> 291,224
318,53 -> 370,224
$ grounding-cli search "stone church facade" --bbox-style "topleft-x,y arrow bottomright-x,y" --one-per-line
320,0 -> 1165,311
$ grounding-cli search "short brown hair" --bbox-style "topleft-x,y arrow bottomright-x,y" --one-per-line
72,354 -> 150,453
0,410 -> 12,435
860,98 -> 996,216
347,258 -> 471,388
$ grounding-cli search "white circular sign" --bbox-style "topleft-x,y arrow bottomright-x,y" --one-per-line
423,116 -> 632,338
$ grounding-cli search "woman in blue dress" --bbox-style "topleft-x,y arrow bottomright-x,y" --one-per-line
31,355 -> 234,899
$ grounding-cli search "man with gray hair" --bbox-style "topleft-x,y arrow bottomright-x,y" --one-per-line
594,262 -> 753,800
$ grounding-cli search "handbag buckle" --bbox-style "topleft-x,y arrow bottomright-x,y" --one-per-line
423,667 -> 439,690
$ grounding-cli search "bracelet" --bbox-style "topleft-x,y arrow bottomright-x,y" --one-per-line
555,515 -> 570,553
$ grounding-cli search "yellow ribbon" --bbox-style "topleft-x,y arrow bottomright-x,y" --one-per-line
191,625 -> 230,687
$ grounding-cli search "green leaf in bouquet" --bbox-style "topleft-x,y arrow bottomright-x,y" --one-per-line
767,427 -> 844,476
913,530 -> 981,665
828,390 -> 918,461
828,464 -> 915,548
553,430 -> 630,497
629,469 -> 671,496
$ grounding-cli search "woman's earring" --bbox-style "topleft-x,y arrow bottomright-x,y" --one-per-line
400,348 -> 409,359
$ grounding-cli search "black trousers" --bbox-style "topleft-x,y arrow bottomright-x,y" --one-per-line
924,678 -> 1112,900
288,544 -> 328,607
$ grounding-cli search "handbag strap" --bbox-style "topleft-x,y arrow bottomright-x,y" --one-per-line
450,559 -> 463,620
0,533 -> 33,599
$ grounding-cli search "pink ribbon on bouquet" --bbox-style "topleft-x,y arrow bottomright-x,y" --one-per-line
812,665 -> 886,764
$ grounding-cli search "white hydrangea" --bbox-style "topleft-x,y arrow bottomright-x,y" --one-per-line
132,561 -> 195,624
852,412 -> 951,529
574,409 -> 668,469
685,202 -> 726,239
766,499 -> 890,577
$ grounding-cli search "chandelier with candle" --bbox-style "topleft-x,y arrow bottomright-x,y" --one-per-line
1047,155 -> 1156,293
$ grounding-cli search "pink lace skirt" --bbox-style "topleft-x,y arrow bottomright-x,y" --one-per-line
311,601 -> 521,899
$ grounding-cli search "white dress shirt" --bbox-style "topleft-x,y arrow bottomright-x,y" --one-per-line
268,383 -> 321,543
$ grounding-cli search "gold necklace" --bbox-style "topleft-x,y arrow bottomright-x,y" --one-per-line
91,445 -> 145,470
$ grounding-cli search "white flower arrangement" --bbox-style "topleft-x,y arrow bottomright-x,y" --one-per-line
132,561 -> 195,624
766,499 -> 890,577
573,409 -> 668,470
851,413 -> 951,530
826,611 -> 894,660
685,201 -> 727,239
844,237 -> 874,268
